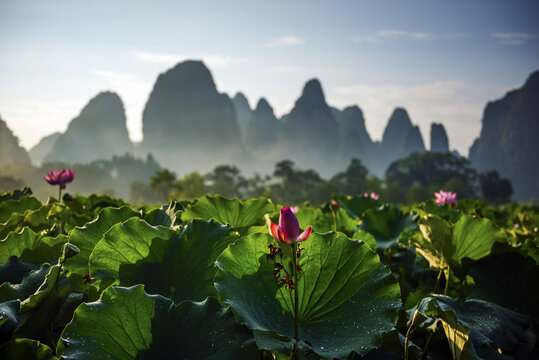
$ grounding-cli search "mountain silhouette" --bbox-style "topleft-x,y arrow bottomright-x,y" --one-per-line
430,123 -> 449,152
469,70 -> 539,201
0,117 -> 30,165
44,92 -> 132,164
277,79 -> 340,175
141,60 -> 244,173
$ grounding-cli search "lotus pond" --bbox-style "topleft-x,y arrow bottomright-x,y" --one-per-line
0,187 -> 537,359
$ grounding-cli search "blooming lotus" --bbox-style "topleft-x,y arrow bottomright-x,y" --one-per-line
434,190 -> 457,206
270,206 -> 312,244
44,169 -> 74,200
363,192 -> 380,200
44,169 -> 75,189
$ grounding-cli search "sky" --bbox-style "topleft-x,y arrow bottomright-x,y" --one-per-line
1,0 -> 538,155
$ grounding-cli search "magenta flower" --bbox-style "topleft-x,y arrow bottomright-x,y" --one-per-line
44,169 -> 75,189
363,192 -> 380,200
434,190 -> 458,206
270,207 -> 312,244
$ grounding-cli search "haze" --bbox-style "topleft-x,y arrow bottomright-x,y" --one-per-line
1,0 -> 538,155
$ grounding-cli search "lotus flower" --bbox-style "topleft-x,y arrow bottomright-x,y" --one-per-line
434,190 -> 458,206
363,192 -> 380,200
270,207 -> 312,244
44,169 -> 75,189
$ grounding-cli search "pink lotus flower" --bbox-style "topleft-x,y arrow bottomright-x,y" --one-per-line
434,190 -> 458,206
363,192 -> 380,200
44,169 -> 75,189
270,207 -> 312,244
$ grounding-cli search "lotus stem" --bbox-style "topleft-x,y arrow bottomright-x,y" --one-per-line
404,309 -> 418,360
434,269 -> 443,293
421,331 -> 434,359
444,267 -> 450,295
291,242 -> 299,360
59,187 -> 62,202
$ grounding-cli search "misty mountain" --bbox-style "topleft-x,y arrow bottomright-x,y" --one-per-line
29,132 -> 61,165
401,125 -> 426,157
277,79 -> 341,175
430,123 -> 449,152
44,92 -> 133,164
232,92 -> 252,141
244,98 -> 280,155
141,60 -> 245,173
0,117 -> 30,165
335,106 -> 374,168
469,70 -> 539,202
382,108 -> 414,156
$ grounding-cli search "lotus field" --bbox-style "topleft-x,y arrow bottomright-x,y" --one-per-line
0,184 -> 537,359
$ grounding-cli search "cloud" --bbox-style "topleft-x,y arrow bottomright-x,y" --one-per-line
265,35 -> 304,48
377,29 -> 434,40
135,52 -> 246,68
351,35 -> 380,44
491,32 -> 539,45
329,81 -> 509,155
352,30 -> 468,44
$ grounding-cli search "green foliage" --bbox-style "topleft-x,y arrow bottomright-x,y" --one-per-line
215,233 -> 401,358
358,204 -> 417,250
150,169 -> 177,201
181,195 -> 275,235
479,169 -> 513,204
0,188 -> 536,359
411,214 -> 506,272
172,171 -> 207,200
58,285 -> 257,359
386,152 -> 478,200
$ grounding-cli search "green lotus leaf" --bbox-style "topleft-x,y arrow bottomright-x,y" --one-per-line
64,205 -> 139,289
144,200 -> 184,228
410,295 -> 537,360
352,229 -> 377,250
465,251 -> 539,316
58,285 -> 257,360
295,206 -> 357,235
181,195 -> 275,235
90,218 -> 238,303
0,195 -> 42,223
0,187 -> 32,201
215,232 -> 401,358
0,257 -> 40,286
0,263 -> 52,303
358,204 -> 417,251
333,194 -> 382,219
0,228 -> 67,265
0,338 -> 58,360
411,214 -> 507,272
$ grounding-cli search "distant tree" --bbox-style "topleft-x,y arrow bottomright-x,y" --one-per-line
385,152 -> 478,199
206,165 -> 248,198
173,172 -> 207,200
272,160 -> 325,205
150,169 -> 177,201
363,175 -> 384,196
244,173 -> 272,198
129,181 -> 161,205
479,170 -> 513,204
329,158 -> 369,195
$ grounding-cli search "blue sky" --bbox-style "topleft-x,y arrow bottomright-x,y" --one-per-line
1,0 -> 538,155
